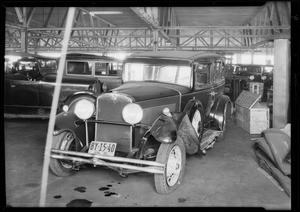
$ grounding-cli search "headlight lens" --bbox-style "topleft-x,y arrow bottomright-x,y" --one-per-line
249,75 -> 254,80
74,99 -> 95,120
122,103 -> 143,125
261,76 -> 266,80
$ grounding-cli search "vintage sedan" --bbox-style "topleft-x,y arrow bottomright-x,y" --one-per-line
4,53 -> 122,118
10,53 -> 58,81
50,51 -> 231,194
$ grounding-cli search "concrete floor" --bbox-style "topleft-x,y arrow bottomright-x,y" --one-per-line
4,115 -> 291,208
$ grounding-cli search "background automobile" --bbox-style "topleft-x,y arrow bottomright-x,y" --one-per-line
4,53 -> 122,118
50,51 -> 231,194
10,53 -> 58,81
224,64 -> 273,102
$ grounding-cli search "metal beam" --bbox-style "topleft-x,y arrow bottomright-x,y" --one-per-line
130,7 -> 177,48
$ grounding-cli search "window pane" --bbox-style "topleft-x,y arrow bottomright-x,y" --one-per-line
67,61 -> 91,75
95,62 -> 109,76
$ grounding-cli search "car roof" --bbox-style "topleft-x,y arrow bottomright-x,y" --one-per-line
65,53 -> 121,61
127,51 -> 224,62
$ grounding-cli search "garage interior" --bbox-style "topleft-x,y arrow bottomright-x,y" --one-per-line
3,2 -> 294,209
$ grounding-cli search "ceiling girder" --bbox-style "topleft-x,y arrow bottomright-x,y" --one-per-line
130,7 -> 177,48
5,6 -> 290,53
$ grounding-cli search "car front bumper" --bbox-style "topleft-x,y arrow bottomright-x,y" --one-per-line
51,149 -> 165,174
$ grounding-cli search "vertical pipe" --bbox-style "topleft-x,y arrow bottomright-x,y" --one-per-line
85,120 -> 89,147
39,7 -> 75,207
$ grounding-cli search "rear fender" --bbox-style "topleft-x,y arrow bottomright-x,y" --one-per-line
209,95 -> 232,130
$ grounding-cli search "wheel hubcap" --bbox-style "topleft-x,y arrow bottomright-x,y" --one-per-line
192,110 -> 201,137
166,146 -> 182,186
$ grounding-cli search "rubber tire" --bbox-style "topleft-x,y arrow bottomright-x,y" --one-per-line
49,131 -> 78,177
154,137 -> 186,194
217,103 -> 229,141
190,107 -> 204,142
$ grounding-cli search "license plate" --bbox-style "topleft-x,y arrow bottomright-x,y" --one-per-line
88,141 -> 117,156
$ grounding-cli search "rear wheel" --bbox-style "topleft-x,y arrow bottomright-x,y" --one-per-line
49,131 -> 78,177
217,103 -> 229,141
154,137 -> 186,194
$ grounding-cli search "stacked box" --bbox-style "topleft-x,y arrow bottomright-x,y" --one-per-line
235,90 -> 269,134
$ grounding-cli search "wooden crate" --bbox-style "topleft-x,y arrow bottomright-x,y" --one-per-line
235,90 -> 269,134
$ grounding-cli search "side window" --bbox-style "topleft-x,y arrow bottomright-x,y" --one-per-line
213,61 -> 223,82
95,62 -> 109,76
67,61 -> 92,75
195,63 -> 210,90
108,62 -> 122,76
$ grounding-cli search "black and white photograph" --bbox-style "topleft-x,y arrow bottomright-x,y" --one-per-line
1,1 -> 297,209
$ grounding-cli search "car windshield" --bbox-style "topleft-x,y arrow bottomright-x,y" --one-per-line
123,63 -> 192,87
17,61 -> 36,71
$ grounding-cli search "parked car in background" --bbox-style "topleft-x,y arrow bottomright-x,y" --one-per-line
4,53 -> 123,118
50,51 -> 231,194
10,53 -> 58,81
224,64 -> 273,102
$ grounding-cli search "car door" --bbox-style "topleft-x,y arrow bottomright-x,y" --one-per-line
191,62 -> 214,116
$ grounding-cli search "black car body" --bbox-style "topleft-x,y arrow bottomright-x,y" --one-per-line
50,51 -> 231,194
4,53 -> 122,118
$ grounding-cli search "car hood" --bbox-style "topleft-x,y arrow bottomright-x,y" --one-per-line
111,82 -> 191,102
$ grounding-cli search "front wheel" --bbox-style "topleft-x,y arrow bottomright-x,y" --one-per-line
154,137 -> 186,194
49,131 -> 78,177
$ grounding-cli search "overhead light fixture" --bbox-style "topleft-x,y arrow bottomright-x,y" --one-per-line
90,11 -> 123,15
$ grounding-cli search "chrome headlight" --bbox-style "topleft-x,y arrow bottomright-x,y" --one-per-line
249,75 -> 255,80
122,103 -> 143,125
74,99 -> 95,120
261,76 -> 266,80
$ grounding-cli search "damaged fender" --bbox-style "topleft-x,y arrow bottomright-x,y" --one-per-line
149,114 -> 177,144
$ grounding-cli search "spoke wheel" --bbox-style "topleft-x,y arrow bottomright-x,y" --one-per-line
49,131 -> 78,177
154,137 -> 186,194
191,107 -> 204,141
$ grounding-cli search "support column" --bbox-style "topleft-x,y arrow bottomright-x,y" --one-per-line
273,39 -> 290,128
153,30 -> 158,51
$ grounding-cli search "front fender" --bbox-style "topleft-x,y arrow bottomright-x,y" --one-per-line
60,90 -> 97,107
54,111 -> 78,134
149,114 -> 177,144
54,111 -> 95,144
210,94 -> 232,130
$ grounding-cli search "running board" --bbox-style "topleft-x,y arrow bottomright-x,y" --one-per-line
200,130 -> 222,151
